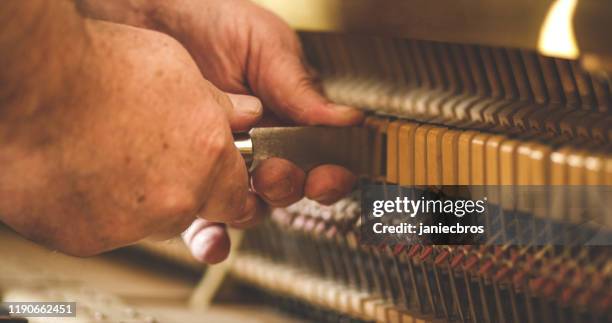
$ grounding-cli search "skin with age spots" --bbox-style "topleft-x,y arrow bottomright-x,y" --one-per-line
1,0 -> 362,263
1,2 -> 252,256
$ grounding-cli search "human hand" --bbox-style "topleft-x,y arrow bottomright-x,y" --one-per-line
79,0 -> 364,205
79,0 -> 364,263
170,0 -> 364,263
0,18 -> 261,256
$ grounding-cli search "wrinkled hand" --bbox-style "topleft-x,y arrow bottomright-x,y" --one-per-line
178,0 -> 364,201
0,19 -> 261,256
79,0 -> 364,263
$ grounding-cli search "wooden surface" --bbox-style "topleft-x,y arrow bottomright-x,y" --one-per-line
0,227 -> 303,323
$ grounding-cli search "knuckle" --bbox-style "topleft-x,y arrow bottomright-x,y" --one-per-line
145,32 -> 191,63
129,29 -> 204,87
200,125 -> 233,161
150,186 -> 200,218
207,134 -> 230,159
209,87 -> 233,110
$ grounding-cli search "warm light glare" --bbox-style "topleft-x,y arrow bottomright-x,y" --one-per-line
539,0 -> 580,59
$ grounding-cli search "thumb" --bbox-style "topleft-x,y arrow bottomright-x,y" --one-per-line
226,93 -> 263,132
252,52 -> 364,126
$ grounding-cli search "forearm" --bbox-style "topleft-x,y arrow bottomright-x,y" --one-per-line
0,0 -> 88,121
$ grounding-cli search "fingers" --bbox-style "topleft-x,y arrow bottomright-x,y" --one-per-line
252,158 -> 356,207
252,49 -> 364,126
229,191 -> 268,229
182,192 -> 265,265
251,157 -> 306,207
182,218 -> 230,264
149,192 -> 265,240
198,145 -> 251,223
226,93 -> 262,132
304,165 -> 357,205
191,88 -> 261,225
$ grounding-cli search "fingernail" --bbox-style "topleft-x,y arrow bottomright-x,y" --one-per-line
229,94 -> 262,116
262,178 -> 293,202
327,104 -> 365,121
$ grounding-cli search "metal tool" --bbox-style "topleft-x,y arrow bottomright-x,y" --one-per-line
234,126 -> 371,174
